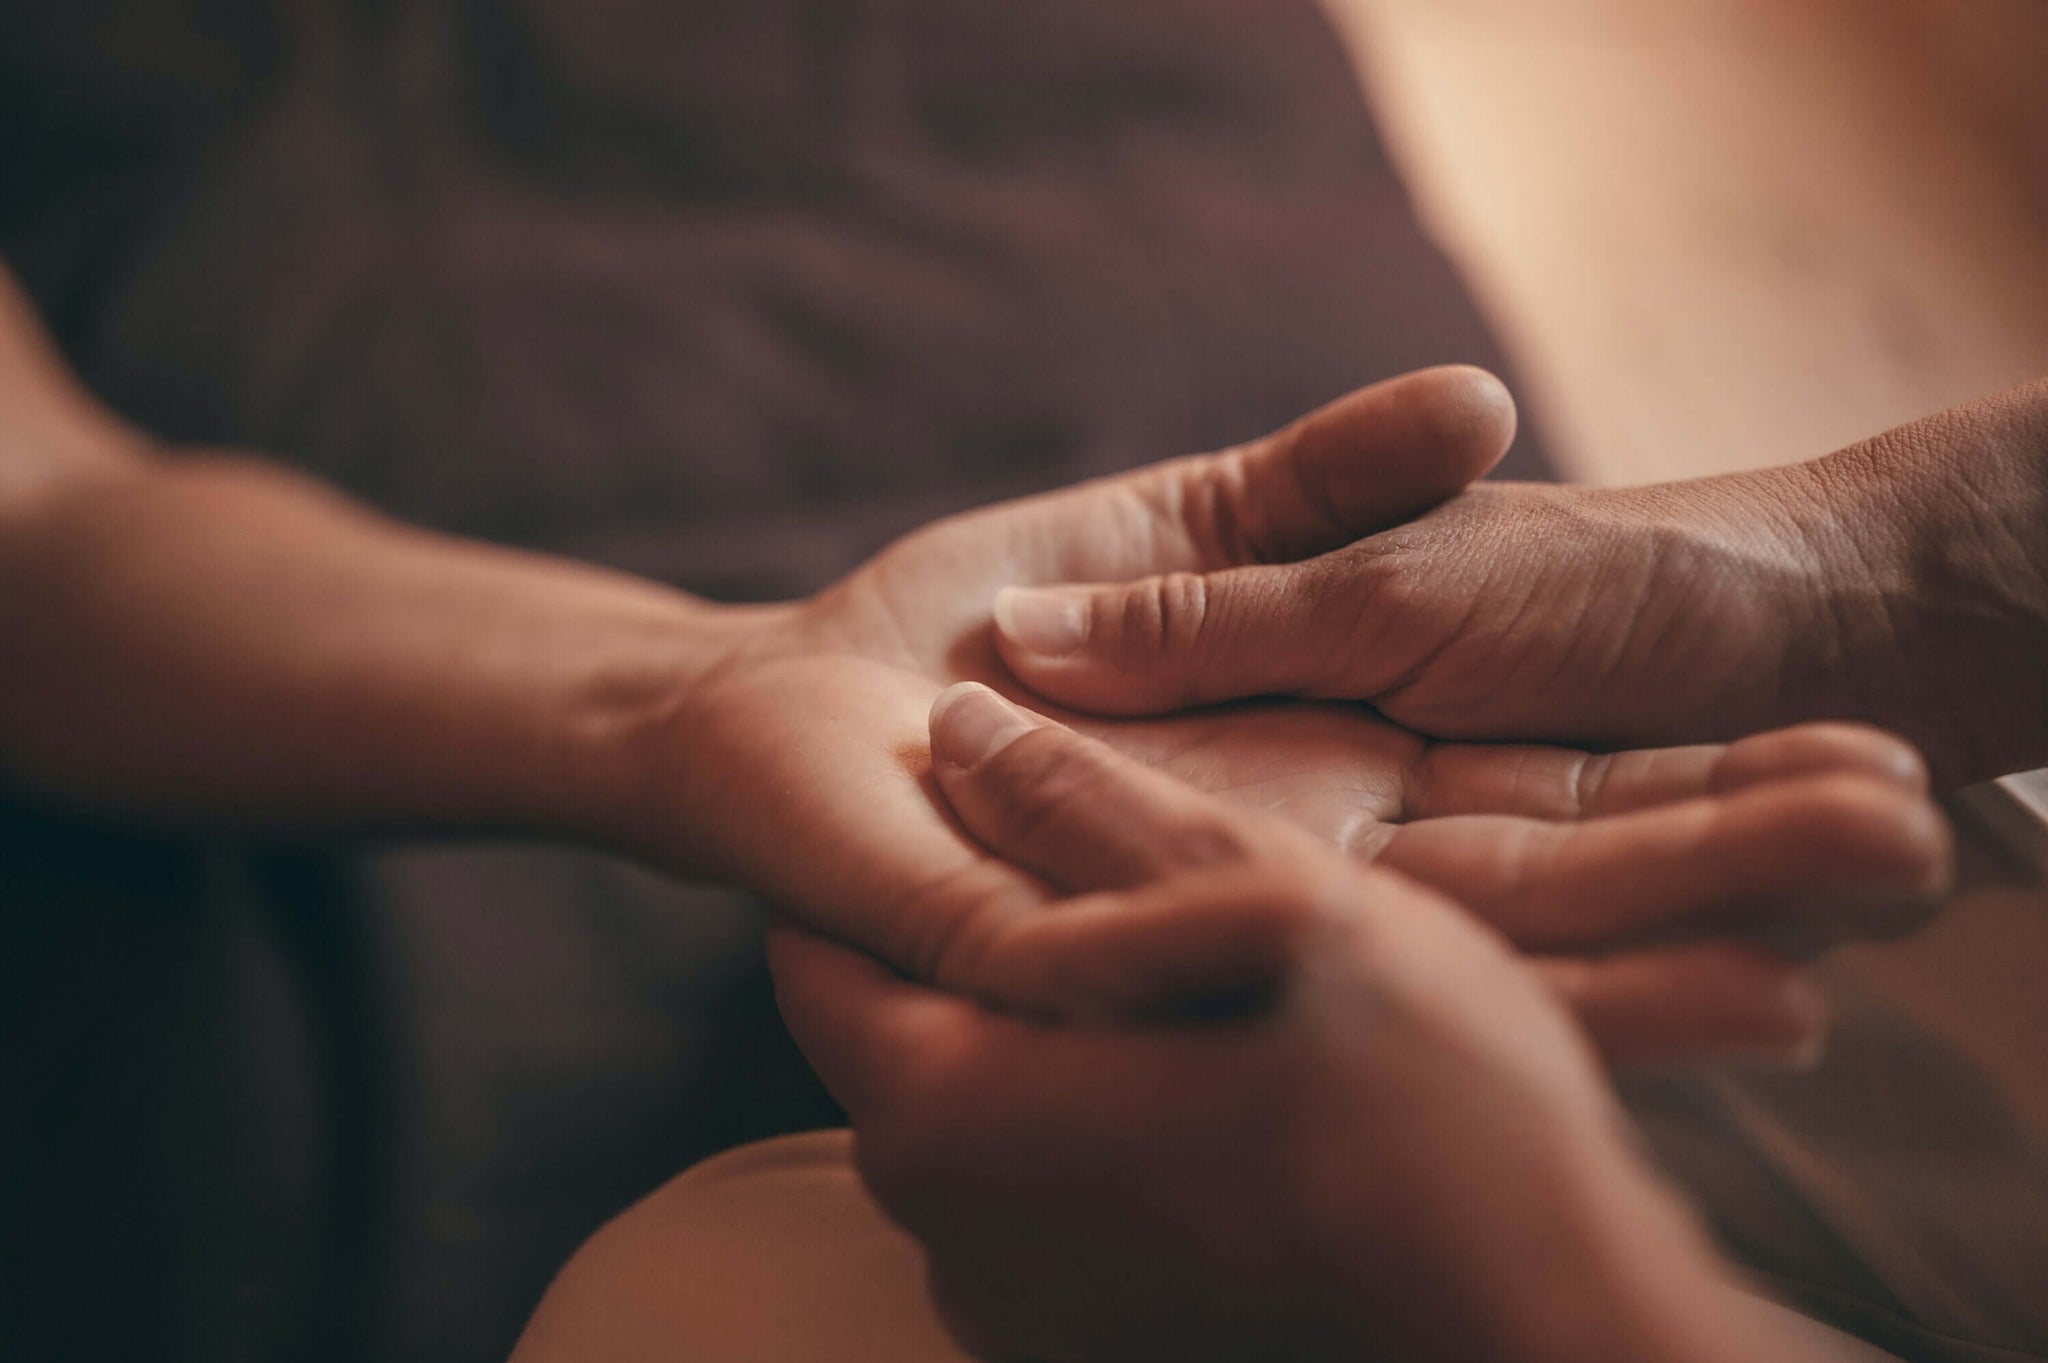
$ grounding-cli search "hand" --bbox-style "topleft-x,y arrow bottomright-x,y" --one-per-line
771,686 -> 1807,1363
614,369 -> 1951,1063
987,376 -> 2048,787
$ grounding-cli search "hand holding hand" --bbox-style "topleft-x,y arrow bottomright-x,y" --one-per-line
989,377 -> 2048,786
773,687 -> 1812,1363
627,371 -> 1948,1061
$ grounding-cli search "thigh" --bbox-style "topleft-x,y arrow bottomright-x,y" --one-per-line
514,1131 -> 1914,1363
511,1131 -> 970,1363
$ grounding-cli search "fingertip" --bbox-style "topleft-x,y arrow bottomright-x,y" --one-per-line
929,682 -> 1047,772
1192,363 -> 1522,574
1292,366 -> 1519,517
992,585 -> 1090,660
1795,772 -> 1955,903
927,680 -> 994,740
1406,364 -> 1519,481
1714,724 -> 1931,796
1717,773 -> 1953,954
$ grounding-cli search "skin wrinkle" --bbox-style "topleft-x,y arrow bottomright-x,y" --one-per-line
1762,457 -> 1932,743
1277,420 -> 1353,557
1161,570 -> 1216,664
1120,570 -> 1209,672
1326,546 -> 1480,713
1277,556 -> 1376,699
1907,422 -> 2048,626
1202,445 -> 1281,567
1095,705 -> 1407,836
903,856 -> 1050,994
1502,746 -> 1560,821
1501,548 -> 1614,722
1587,500 -> 1758,710
1569,752 -> 1619,821
1390,723 -> 1438,824
1331,799 -> 1398,859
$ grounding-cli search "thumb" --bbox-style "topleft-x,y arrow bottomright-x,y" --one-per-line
993,367 -> 1511,712
1014,365 -> 1516,587
1155,363 -> 1517,569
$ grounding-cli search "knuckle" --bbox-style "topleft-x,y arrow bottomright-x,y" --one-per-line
1721,722 -> 1926,787
1568,751 -> 1618,816
891,865 -> 997,983
1117,571 -> 1210,660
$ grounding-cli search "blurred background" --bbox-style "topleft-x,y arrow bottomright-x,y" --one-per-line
1338,0 -> 2048,484
4,3 -> 2048,1362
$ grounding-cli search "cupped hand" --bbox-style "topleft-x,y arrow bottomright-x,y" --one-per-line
770,687 -> 1795,1363
632,368 -> 1950,1062
988,377 -> 2048,787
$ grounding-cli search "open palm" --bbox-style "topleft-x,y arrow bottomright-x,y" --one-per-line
654,369 -> 1947,1065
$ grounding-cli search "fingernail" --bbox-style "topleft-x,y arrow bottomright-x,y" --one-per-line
930,683 -> 1042,769
994,586 -> 1089,658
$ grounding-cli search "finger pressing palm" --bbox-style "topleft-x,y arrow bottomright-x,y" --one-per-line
662,367 -> 1949,1068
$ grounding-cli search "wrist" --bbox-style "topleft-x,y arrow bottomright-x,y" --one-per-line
549,592 -> 797,877
1765,385 -> 2048,784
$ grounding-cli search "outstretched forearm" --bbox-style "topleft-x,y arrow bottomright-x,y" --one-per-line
0,456 -> 758,845
0,261 -> 750,860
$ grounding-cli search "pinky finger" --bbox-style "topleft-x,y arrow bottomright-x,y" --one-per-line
1535,944 -> 1831,1074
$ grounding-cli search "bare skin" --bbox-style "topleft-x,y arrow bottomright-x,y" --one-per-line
992,377 -> 2048,789
0,264 -> 1949,1057
655,380 -> 1948,1057
772,685 -> 1827,1363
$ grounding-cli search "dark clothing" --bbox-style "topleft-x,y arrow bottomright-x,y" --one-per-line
0,3 -> 1542,1360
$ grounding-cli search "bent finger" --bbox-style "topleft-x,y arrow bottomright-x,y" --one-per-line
1377,773 -> 1952,950
1537,945 -> 1831,1072
1408,723 -> 1931,822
